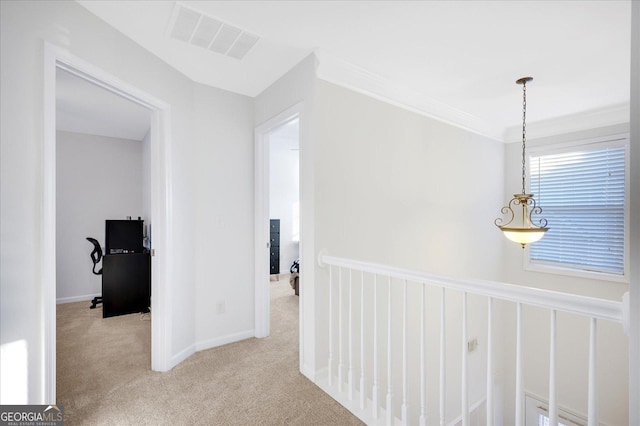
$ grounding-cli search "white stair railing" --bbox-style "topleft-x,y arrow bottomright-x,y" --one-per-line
318,253 -> 626,426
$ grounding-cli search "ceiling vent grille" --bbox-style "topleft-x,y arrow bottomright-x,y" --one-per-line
168,3 -> 260,61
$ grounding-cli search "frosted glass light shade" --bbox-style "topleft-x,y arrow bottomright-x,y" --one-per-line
500,227 -> 547,248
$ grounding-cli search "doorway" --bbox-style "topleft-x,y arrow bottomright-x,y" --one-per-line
254,106 -> 301,341
43,44 -> 173,403
54,67 -> 152,405
55,68 -> 151,305
268,117 -> 300,296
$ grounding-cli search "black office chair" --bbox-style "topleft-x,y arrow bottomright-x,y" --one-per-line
86,237 -> 103,309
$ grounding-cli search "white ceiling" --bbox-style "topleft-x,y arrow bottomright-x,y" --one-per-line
76,0 -> 631,142
57,68 -> 151,141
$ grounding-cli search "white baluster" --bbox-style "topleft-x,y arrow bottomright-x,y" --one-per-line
348,269 -> 354,400
588,318 -> 599,426
440,287 -> 446,426
419,283 -> 427,426
328,265 -> 334,387
515,303 -> 523,426
462,292 -> 468,426
387,276 -> 393,426
338,267 -> 344,393
360,271 -> 366,410
486,297 -> 494,426
402,280 -> 408,426
372,274 -> 379,419
549,310 -> 558,426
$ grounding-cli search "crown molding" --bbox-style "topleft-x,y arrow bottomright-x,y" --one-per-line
502,103 -> 630,143
315,51 -> 503,142
315,52 -> 630,145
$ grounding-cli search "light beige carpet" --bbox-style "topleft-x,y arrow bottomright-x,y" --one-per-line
57,276 -> 363,425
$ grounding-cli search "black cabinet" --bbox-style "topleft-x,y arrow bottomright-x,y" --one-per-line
101,219 -> 149,318
102,253 -> 150,318
270,219 -> 280,275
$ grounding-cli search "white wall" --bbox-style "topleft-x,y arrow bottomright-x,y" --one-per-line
500,123 -> 630,426
0,0 -> 196,401
313,79 -> 505,423
2,0 -> 209,402
269,121 -> 300,274
313,79 -> 505,279
255,54 -> 319,377
192,83 -> 255,349
255,57 -> 506,421
56,131 -> 143,303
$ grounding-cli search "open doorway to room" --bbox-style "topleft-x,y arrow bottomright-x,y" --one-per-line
267,117 -> 301,318
254,107 -> 301,343
54,67 -> 153,408
43,45 -> 173,403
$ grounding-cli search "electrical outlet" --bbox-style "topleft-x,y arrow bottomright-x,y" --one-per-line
216,302 -> 225,314
468,338 -> 478,353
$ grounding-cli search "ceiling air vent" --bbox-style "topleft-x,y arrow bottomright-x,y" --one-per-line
227,32 -> 260,60
168,3 -> 260,60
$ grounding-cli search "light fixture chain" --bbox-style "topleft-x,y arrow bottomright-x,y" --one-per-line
521,80 -> 527,195
495,76 -> 548,248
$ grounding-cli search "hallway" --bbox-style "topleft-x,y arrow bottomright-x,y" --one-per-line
56,277 -> 362,425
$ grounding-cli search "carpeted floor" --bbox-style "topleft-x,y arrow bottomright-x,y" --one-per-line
57,276 -> 363,425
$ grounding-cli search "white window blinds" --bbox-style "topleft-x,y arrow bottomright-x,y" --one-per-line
529,140 -> 627,276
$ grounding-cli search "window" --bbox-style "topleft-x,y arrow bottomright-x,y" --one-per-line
528,136 -> 628,278
537,413 -> 570,426
525,394 -> 585,426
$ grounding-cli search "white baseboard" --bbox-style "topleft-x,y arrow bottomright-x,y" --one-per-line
301,363 -> 316,382
195,329 -> 255,352
300,364 -> 322,383
170,344 -> 196,369
163,330 -> 257,371
56,293 -> 101,304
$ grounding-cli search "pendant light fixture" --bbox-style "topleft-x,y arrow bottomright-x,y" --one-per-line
495,77 -> 548,248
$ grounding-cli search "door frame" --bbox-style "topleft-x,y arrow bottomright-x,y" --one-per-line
43,42 -> 174,403
254,104 -> 302,339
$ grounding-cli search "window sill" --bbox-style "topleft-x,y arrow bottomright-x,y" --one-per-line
524,260 -> 629,284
